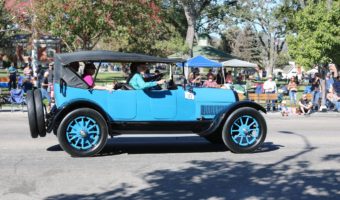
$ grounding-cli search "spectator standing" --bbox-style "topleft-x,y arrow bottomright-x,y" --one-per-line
263,75 -> 277,111
7,62 -> 17,90
35,64 -> 45,88
287,77 -> 298,106
310,73 -> 321,111
47,62 -> 54,106
41,71 -> 50,103
298,94 -> 313,115
325,72 -> 334,92
333,76 -> 340,95
23,63 -> 33,80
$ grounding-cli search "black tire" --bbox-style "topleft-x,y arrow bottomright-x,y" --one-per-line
57,108 -> 108,157
26,90 -> 39,138
204,128 -> 224,144
34,89 -> 46,137
222,107 -> 267,153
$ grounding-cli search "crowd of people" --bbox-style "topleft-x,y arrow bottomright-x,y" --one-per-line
3,61 -> 340,116
270,71 -> 340,116
5,62 -> 54,110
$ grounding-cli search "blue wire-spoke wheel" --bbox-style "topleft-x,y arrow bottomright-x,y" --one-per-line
58,108 -> 108,157
66,116 -> 100,150
222,107 -> 267,153
230,115 -> 260,147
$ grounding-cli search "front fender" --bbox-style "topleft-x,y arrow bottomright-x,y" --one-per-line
199,101 -> 266,136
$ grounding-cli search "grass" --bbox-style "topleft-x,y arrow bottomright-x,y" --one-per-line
95,72 -> 126,84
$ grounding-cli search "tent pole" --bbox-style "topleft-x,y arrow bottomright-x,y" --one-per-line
222,67 -> 226,84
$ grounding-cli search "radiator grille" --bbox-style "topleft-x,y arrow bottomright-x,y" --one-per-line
201,105 -> 228,116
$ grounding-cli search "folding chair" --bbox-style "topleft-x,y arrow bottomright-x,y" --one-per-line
9,89 -> 26,112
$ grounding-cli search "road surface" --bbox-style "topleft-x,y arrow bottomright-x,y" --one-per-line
0,112 -> 339,200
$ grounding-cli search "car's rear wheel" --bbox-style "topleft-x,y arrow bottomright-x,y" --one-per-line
222,107 -> 266,153
34,89 -> 46,137
27,90 -> 39,138
57,108 -> 108,157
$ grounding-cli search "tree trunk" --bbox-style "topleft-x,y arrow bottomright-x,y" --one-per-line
320,0 -> 333,111
327,0 -> 333,10
299,0 -> 305,8
182,5 -> 195,58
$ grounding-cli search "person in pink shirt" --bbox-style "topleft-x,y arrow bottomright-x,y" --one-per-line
203,74 -> 219,88
82,63 -> 96,87
82,63 -> 108,90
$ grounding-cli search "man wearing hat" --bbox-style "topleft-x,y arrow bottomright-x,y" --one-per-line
263,75 -> 277,111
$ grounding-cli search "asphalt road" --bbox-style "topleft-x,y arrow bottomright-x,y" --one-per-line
0,112 -> 339,200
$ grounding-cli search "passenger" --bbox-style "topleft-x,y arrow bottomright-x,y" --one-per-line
203,74 -> 219,88
128,63 -> 165,90
82,63 -> 108,90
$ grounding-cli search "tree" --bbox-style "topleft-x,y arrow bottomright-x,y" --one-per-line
0,0 -> 14,48
222,25 -> 262,64
176,0 -> 237,57
223,0 -> 286,75
33,0 -> 120,51
176,0 -> 212,56
96,0 -> 187,56
287,1 -> 340,67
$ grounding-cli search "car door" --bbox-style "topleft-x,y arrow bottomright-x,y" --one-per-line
140,89 -> 177,120
108,90 -> 137,120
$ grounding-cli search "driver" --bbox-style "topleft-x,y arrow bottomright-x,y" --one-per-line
127,63 -> 165,90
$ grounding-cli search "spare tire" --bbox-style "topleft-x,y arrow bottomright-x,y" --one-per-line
34,89 -> 46,137
27,90 -> 38,138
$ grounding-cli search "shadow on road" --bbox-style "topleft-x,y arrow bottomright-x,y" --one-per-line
43,131 -> 338,200
47,136 -> 282,156
44,158 -> 338,200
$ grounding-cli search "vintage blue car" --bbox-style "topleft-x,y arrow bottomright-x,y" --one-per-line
27,51 -> 267,157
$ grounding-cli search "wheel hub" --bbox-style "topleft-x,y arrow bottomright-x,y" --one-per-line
80,130 -> 87,137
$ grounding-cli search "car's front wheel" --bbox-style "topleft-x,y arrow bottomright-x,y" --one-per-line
57,108 -> 108,157
222,107 -> 267,153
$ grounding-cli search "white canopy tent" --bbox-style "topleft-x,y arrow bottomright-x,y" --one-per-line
222,59 -> 257,68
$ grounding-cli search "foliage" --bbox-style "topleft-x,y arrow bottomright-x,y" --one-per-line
287,1 -> 340,68
33,0 -> 187,56
96,1 -> 188,56
222,25 -> 262,65
33,0 -> 121,51
0,0 -> 13,48
221,0 -> 287,73
274,52 -> 291,69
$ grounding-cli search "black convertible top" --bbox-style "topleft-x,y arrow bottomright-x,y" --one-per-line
55,50 -> 184,65
53,50 -> 184,88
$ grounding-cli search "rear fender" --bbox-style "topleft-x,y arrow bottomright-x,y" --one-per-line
199,101 -> 266,136
46,100 -> 111,134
